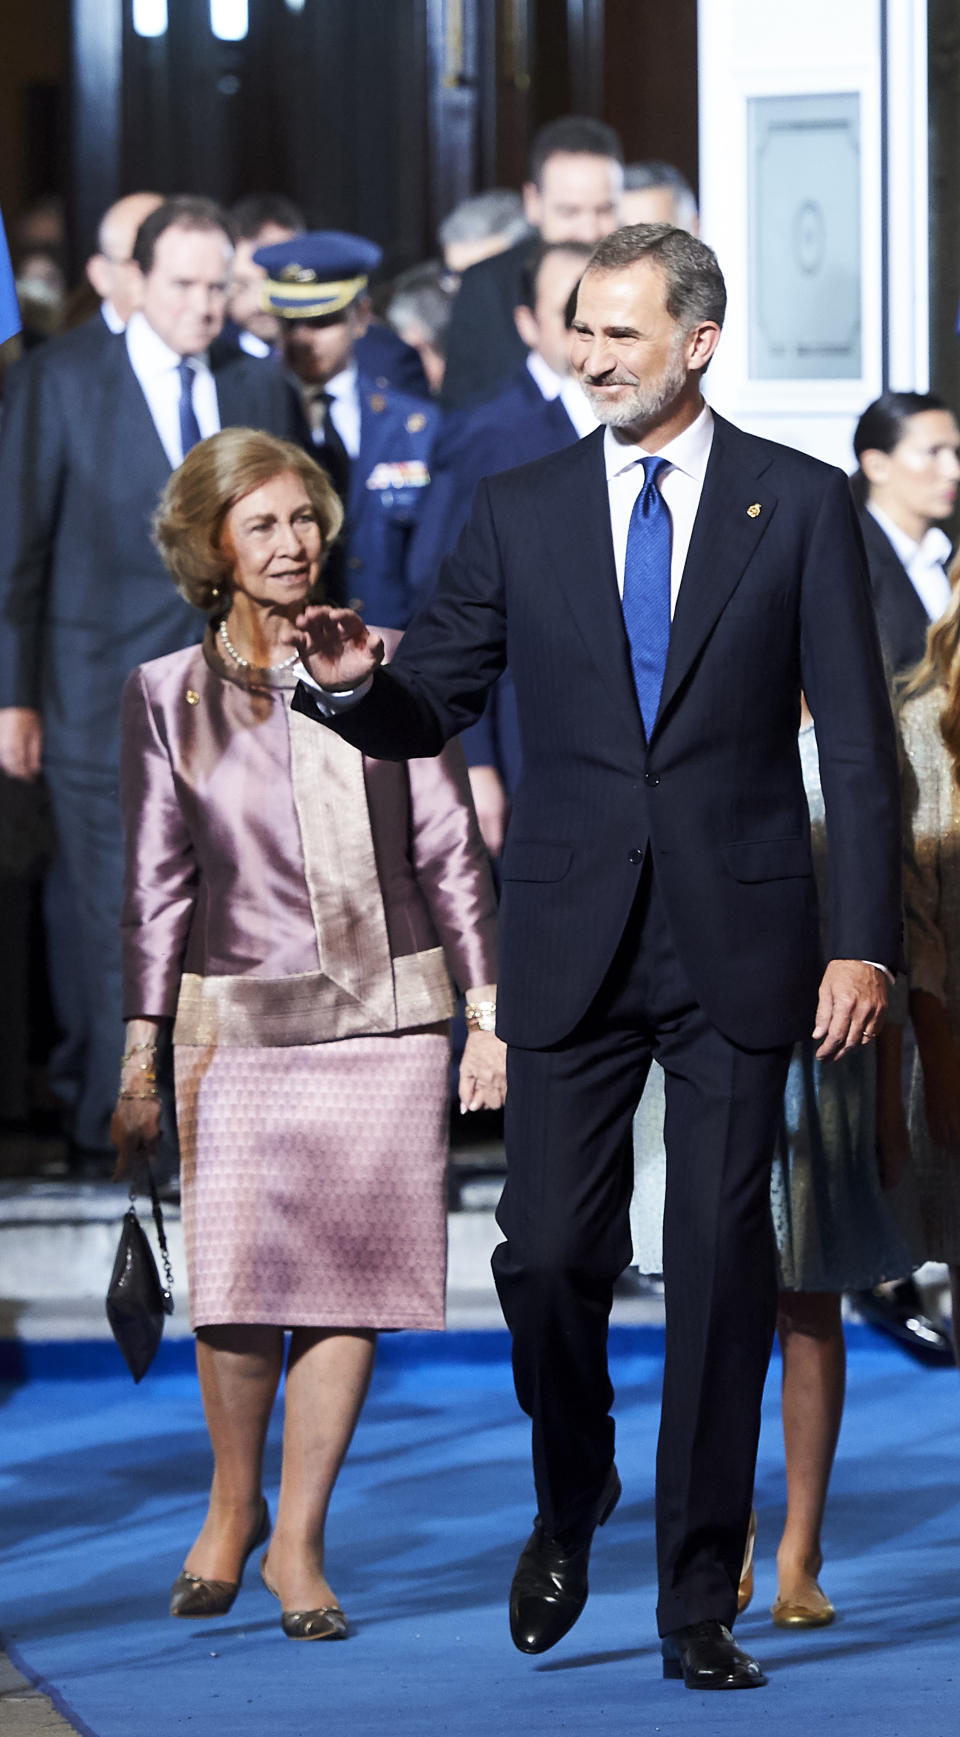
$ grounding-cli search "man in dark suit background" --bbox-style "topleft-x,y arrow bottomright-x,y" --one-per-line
0,195 -> 297,1165
441,114 -> 624,409
287,224 -> 900,1688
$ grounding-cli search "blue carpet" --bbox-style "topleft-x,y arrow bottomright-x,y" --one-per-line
2,1327 -> 960,1737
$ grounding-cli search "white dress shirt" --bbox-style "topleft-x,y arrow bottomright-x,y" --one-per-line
125,311 -> 220,468
100,300 -> 125,334
525,352 -> 599,439
867,502 -> 953,623
317,364 -> 361,459
605,403 -> 714,614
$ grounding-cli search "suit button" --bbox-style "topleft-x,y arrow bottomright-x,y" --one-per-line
348,556 -> 363,569
644,773 -> 660,787
628,848 -> 644,865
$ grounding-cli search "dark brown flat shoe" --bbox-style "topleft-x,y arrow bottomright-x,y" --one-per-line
260,1554 -> 348,1640
169,1498 -> 270,1619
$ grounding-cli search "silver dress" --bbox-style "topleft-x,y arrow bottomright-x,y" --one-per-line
901,685 -> 960,1262
631,724 -> 914,1290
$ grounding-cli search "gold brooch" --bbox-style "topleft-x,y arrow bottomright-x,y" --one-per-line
186,689 -> 199,706
747,503 -> 762,519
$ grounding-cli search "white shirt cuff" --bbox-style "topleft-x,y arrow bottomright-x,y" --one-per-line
863,960 -> 895,985
297,667 -> 374,713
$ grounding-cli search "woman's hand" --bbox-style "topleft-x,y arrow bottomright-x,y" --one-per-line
110,1095 -> 162,1180
459,1029 -> 507,1113
286,605 -> 385,691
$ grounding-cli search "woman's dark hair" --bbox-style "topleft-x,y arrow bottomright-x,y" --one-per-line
850,391 -> 949,506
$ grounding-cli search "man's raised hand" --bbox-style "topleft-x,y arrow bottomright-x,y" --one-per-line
288,606 -> 385,691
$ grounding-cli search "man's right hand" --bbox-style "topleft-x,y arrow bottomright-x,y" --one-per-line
288,605 -> 385,691
0,708 -> 43,780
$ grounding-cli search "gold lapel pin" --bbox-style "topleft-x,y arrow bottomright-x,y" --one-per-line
186,689 -> 200,706
747,502 -> 762,519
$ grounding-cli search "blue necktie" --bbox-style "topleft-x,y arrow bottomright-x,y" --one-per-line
177,360 -> 202,458
622,455 -> 672,737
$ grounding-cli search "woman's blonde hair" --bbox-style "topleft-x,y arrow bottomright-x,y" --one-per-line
901,551 -> 960,787
152,426 -> 344,613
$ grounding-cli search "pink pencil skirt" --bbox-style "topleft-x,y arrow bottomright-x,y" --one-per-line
175,1028 -> 450,1332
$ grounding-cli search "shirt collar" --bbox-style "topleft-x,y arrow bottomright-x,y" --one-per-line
867,502 -> 950,571
603,401 -> 714,483
324,363 -> 358,404
526,350 -> 564,401
126,309 -> 210,375
100,299 -> 125,334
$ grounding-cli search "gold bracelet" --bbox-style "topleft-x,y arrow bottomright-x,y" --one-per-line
465,999 -> 497,1032
118,1090 -> 160,1101
122,1040 -> 157,1062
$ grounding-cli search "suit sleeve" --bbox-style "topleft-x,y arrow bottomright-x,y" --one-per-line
119,667 -> 198,1019
292,475 -> 508,760
407,737 -> 499,992
798,467 -> 902,970
0,353 -> 67,709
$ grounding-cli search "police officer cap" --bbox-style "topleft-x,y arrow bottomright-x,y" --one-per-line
255,231 -> 383,322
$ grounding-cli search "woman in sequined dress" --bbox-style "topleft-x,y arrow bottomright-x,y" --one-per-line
110,428 -> 503,1639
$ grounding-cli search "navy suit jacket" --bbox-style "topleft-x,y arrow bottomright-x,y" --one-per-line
295,414 -> 902,1052
0,326 -> 298,770
857,505 -> 935,677
441,237 -> 538,409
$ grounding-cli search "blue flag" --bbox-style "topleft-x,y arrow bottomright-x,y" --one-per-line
0,209 -> 21,346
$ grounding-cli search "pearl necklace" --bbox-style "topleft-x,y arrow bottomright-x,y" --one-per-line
219,617 -> 300,671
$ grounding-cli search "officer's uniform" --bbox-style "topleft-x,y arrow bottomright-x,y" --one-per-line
256,230 -> 443,629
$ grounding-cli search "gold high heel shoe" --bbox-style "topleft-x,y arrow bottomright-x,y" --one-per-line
260,1554 -> 348,1641
169,1499 -> 270,1619
771,1577 -> 836,1628
737,1508 -> 757,1614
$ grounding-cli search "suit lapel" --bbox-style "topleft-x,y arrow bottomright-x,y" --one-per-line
108,342 -> 171,489
212,353 -> 248,430
537,429 -> 641,733
654,415 -> 777,733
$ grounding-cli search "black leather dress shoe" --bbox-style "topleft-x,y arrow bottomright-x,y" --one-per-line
509,1465 -> 621,1654
853,1279 -> 954,1365
662,1621 -> 766,1689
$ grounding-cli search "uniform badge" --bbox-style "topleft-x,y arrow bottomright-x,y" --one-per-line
186,689 -> 200,705
368,393 -> 387,415
747,503 -> 762,519
406,411 -> 427,433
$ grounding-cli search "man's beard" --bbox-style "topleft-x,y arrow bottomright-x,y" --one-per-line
581,338 -> 689,432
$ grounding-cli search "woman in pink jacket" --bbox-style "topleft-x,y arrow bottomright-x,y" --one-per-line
112,428 -> 502,1640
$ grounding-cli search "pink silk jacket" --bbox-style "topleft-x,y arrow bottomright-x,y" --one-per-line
119,630 -> 498,1047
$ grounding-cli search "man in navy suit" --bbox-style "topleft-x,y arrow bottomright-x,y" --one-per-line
258,231 -> 443,628
410,240 -> 596,852
0,195 -> 297,1164
287,224 -> 900,1688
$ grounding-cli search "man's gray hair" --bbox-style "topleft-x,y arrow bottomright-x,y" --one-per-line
386,262 -> 457,350
438,190 -> 530,253
585,223 -> 726,330
624,161 -> 699,234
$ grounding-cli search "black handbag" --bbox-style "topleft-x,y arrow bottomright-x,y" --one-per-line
106,1170 -> 175,1382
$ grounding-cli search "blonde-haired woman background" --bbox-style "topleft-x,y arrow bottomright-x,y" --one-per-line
112,428 -> 503,1639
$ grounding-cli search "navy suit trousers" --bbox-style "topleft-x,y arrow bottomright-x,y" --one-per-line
492,860 -> 791,1634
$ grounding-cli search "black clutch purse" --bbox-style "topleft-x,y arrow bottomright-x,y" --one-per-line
106,1169 -> 175,1382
